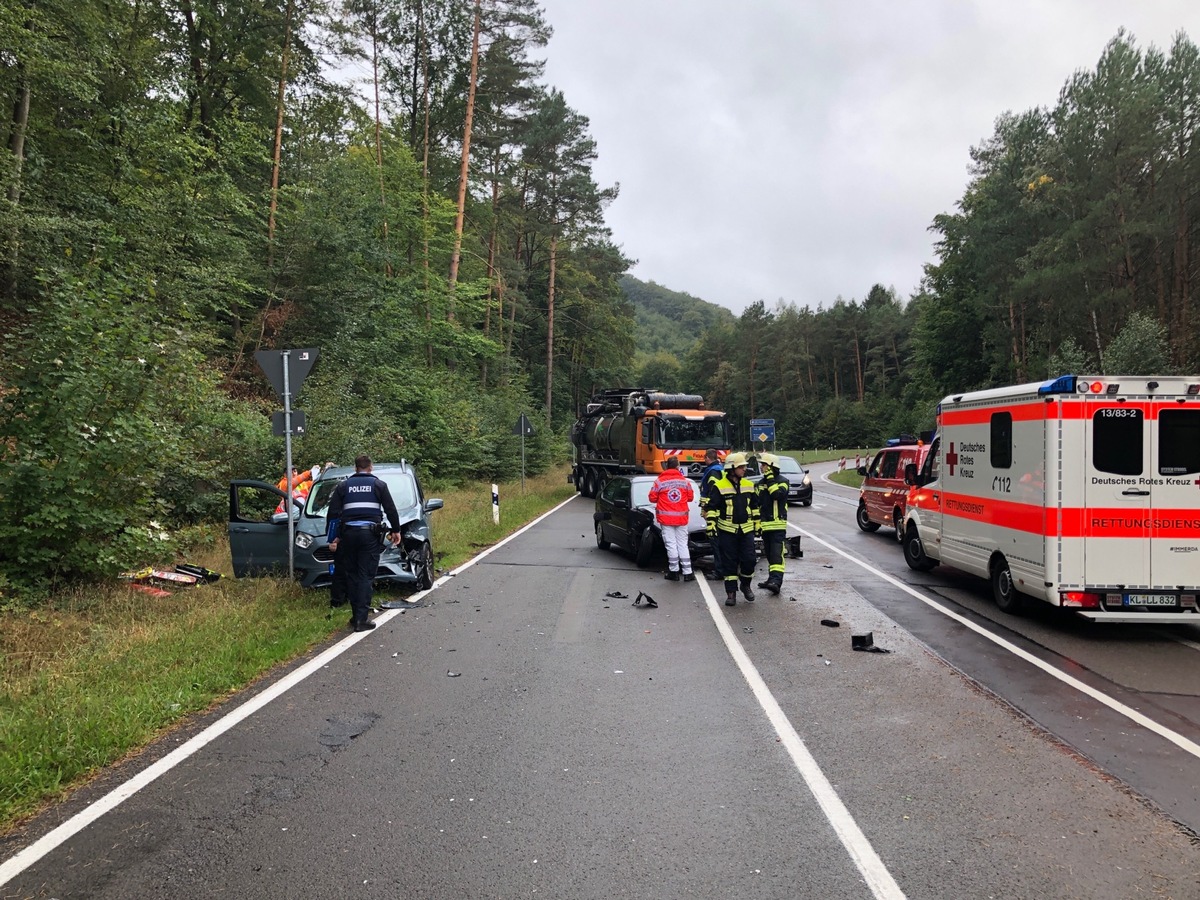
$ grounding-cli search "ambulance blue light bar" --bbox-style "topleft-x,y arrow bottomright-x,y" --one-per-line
1038,375 -> 1077,395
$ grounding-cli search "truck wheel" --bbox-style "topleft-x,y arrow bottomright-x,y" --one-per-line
991,557 -> 1024,614
903,525 -> 937,572
583,469 -> 597,498
595,521 -> 610,550
893,508 -> 905,543
856,503 -> 880,532
635,528 -> 657,568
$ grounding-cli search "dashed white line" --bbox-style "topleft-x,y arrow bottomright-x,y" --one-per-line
698,575 -> 906,900
792,525 -> 1200,761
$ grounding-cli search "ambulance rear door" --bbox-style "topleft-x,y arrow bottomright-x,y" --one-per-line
1083,401 -> 1151,593
1150,403 -> 1200,590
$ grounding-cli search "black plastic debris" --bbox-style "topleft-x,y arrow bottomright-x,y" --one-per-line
633,591 -> 657,609
743,626 -> 754,634
605,590 -> 629,599
851,631 -> 892,653
820,619 -> 840,628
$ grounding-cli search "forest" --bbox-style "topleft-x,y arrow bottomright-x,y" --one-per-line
0,3 -> 1197,596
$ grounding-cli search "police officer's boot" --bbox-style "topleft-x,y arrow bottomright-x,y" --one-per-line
741,578 -> 755,602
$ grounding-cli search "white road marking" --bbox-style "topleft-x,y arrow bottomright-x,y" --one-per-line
792,525 -> 1200,761
1151,629 -> 1200,653
0,494 -> 581,887
698,576 -> 906,900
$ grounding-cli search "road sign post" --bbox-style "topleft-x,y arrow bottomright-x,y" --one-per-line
749,418 -> 775,451
512,414 -> 534,491
255,348 -> 319,577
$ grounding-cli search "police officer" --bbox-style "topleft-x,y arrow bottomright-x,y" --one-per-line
327,455 -> 402,631
755,452 -> 789,595
704,452 -> 760,606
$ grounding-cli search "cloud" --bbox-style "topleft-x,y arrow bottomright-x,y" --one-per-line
538,0 -> 1200,312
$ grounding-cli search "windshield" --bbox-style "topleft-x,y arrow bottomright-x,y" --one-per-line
631,481 -> 654,508
656,414 -> 729,449
305,472 -> 419,520
775,456 -> 803,474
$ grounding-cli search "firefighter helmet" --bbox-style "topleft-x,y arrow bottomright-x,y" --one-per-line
725,452 -> 750,468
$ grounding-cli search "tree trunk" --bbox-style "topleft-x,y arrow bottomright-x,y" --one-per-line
3,74 -> 31,299
266,0 -> 293,270
447,0 -> 482,301
545,227 -> 557,422
369,9 -> 392,278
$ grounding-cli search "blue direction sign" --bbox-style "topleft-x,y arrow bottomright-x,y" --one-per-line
752,425 -> 775,443
750,418 -> 775,444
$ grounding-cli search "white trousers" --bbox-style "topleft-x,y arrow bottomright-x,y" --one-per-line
661,524 -> 692,574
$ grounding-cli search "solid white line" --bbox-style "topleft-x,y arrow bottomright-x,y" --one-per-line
697,575 -> 906,900
0,492 -> 581,888
791,525 -> 1200,761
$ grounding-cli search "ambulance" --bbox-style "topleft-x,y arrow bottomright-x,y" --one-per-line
901,374 -> 1200,622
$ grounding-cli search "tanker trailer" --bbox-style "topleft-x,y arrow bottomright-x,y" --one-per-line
570,388 -> 731,498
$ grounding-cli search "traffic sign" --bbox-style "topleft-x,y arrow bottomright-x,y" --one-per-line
271,410 -> 306,436
749,418 -> 775,426
255,348 -> 319,400
752,425 -> 775,443
512,414 -> 534,436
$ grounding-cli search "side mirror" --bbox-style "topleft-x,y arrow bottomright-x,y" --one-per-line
856,466 -> 868,477
903,463 -> 919,486
424,498 -> 444,512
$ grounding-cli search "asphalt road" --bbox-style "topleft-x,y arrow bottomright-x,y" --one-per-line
3,480 -> 1200,899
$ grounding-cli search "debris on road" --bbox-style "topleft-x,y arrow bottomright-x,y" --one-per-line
605,590 -> 628,599
820,619 -> 840,628
852,631 -> 892,653
633,591 -> 657,608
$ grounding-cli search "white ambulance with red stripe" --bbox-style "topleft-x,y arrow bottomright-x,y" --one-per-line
901,374 -> 1200,622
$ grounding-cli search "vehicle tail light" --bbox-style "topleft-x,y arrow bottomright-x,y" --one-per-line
1060,591 -> 1101,609
1181,594 -> 1197,609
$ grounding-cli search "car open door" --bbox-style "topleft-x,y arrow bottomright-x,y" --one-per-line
228,480 -> 294,577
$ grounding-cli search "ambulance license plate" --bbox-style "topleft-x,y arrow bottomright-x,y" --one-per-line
1124,593 -> 1175,607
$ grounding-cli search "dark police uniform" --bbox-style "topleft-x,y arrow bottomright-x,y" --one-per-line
327,470 -> 401,630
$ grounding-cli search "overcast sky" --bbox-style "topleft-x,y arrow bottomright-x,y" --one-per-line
535,1 -> 1200,315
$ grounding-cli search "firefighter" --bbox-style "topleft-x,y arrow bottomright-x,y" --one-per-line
699,449 -> 725,575
704,452 -> 759,606
754,452 -> 789,595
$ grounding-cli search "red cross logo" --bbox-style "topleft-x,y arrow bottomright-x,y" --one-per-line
945,442 -> 959,476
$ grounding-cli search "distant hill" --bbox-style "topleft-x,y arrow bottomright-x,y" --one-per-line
620,274 -> 736,356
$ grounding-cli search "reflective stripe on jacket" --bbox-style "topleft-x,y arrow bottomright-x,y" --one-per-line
649,469 -> 694,526
756,472 -> 789,531
704,473 -> 759,533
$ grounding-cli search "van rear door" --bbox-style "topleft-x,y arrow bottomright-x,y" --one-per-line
1084,404 -> 1152,593
1150,405 -> 1200,590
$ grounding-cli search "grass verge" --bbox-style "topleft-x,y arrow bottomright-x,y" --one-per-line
0,466 -> 577,835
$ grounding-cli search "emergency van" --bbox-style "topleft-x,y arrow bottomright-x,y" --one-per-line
856,436 -> 931,542
901,374 -> 1200,622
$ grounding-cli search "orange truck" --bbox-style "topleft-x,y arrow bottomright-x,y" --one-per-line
570,388 -> 731,498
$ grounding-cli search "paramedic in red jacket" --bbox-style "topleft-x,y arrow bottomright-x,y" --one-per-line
649,457 -> 696,582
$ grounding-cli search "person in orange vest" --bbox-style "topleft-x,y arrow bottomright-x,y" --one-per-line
649,457 -> 696,581
276,465 -> 316,493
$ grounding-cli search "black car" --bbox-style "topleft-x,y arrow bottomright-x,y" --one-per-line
593,474 -> 711,567
743,454 -> 811,505
774,454 -> 813,505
